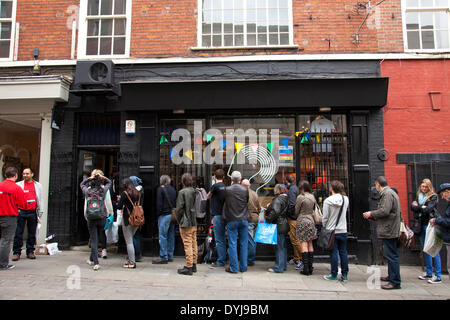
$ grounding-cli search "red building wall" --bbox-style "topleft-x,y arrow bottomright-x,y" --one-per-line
381,59 -> 450,220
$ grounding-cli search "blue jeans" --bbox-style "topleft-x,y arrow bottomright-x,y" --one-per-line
330,233 -> 348,277
272,233 -> 287,273
419,225 -> 442,278
383,238 -> 401,287
226,220 -> 248,272
133,228 -> 142,258
157,214 -> 175,260
213,215 -> 227,266
247,222 -> 257,265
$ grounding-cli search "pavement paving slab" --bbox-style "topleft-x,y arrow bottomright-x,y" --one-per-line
0,247 -> 448,300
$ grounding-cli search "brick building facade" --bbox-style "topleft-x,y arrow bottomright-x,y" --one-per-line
0,0 -> 449,267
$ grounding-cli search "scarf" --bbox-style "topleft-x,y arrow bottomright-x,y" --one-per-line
418,193 -> 427,206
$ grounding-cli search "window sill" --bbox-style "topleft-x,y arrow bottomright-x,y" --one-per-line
404,49 -> 450,54
191,45 -> 300,51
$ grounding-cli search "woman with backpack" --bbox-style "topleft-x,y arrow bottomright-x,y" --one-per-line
117,178 -> 143,269
411,178 -> 441,284
174,173 -> 197,275
80,170 -> 111,271
265,184 -> 289,273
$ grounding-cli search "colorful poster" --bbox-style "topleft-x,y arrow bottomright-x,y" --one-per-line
279,146 -> 293,167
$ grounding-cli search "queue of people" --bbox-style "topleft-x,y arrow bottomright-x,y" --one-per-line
1,165 -> 449,290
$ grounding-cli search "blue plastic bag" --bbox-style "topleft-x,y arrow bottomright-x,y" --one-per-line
254,222 -> 277,245
104,215 -> 114,230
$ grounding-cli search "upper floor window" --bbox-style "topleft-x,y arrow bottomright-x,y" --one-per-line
78,0 -> 132,58
0,0 -> 16,60
198,0 -> 293,48
404,0 -> 450,51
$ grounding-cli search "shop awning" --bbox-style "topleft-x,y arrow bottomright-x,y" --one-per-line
0,75 -> 71,128
120,77 -> 389,111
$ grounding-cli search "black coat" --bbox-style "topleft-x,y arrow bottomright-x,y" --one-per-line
265,194 -> 289,234
411,194 -> 438,227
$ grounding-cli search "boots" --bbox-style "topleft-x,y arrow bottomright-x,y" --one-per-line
308,252 -> 314,275
177,266 -> 193,275
300,252 -> 310,275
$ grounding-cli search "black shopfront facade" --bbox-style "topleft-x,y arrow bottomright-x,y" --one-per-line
48,59 -> 388,265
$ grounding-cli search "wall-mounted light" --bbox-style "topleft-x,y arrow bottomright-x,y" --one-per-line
32,48 -> 41,75
319,107 -> 331,112
173,109 -> 185,114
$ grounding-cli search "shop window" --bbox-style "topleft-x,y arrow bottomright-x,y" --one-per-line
297,115 -> 349,207
0,0 -> 16,60
404,0 -> 450,51
198,0 -> 293,48
78,0 -> 131,58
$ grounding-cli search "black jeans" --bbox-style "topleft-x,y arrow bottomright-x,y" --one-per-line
0,216 -> 17,268
87,217 -> 106,265
13,210 -> 38,255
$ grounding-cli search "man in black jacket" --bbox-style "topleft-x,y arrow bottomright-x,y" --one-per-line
430,183 -> 450,277
222,171 -> 249,273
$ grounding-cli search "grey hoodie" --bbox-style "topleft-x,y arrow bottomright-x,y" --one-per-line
322,193 -> 349,234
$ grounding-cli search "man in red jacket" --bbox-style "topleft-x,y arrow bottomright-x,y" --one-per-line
0,167 -> 26,270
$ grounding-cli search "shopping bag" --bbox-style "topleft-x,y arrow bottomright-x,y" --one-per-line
254,222 -> 277,245
423,223 -> 443,257
104,215 -> 114,230
106,221 -> 119,244
116,210 -> 123,226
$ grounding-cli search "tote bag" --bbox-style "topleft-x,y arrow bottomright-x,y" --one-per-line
255,222 -> 278,245
423,223 -> 443,257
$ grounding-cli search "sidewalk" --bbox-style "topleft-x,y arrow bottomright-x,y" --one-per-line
0,246 -> 449,300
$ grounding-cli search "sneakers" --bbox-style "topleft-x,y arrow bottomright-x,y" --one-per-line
324,275 -> 339,281
12,254 -> 20,261
209,262 -> 225,269
268,268 -> 275,273
295,261 -> 304,270
418,273 -> 433,280
288,259 -> 297,265
101,249 -> 107,259
340,274 -> 348,282
93,264 -> 100,271
427,276 -> 442,284
1,264 -> 15,270
86,259 -> 93,266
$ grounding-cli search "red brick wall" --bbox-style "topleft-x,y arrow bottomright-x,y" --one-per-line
13,0 -> 404,60
16,1 -> 79,60
381,59 -> 450,220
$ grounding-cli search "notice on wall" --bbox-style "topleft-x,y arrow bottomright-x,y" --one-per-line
279,146 -> 293,167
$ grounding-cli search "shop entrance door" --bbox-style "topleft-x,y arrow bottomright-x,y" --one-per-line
74,148 -> 119,245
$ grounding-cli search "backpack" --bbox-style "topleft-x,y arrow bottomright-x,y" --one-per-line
124,191 -> 145,227
195,188 -> 208,219
86,193 -> 105,220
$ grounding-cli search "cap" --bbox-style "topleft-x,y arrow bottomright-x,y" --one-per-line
437,183 -> 450,194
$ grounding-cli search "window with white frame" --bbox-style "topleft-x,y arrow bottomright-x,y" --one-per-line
199,0 -> 293,48
78,0 -> 131,58
404,0 -> 450,50
0,0 -> 16,59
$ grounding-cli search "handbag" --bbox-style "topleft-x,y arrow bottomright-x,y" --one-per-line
317,195 -> 345,251
162,186 -> 177,223
312,202 -> 323,224
398,219 -> 414,248
255,222 -> 278,245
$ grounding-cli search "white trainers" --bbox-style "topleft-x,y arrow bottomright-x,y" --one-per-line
101,249 -> 107,259
86,259 -> 93,266
418,273 -> 432,280
427,276 -> 442,284
93,264 -> 100,271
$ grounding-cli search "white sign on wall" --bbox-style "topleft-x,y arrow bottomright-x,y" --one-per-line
125,120 -> 135,135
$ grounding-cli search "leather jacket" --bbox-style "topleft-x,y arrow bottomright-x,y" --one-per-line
265,194 -> 289,234
222,183 -> 249,222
